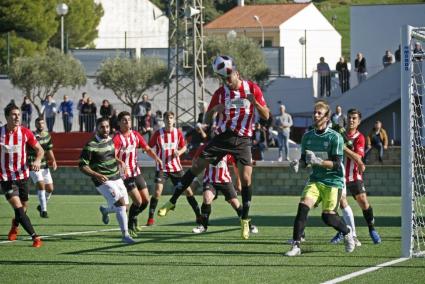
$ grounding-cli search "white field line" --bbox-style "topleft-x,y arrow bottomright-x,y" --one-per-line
0,227 -> 123,244
321,257 -> 410,284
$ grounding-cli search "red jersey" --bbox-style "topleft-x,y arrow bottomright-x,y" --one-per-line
149,128 -> 184,173
113,130 -> 148,178
0,126 -> 37,181
345,130 -> 365,183
203,154 -> 235,184
208,80 -> 266,137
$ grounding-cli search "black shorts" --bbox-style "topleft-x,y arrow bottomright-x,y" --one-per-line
123,174 -> 147,192
204,182 -> 238,201
155,171 -> 184,185
199,130 -> 252,166
1,179 -> 30,201
347,181 -> 367,197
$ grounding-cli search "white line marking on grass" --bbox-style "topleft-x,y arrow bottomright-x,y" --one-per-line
0,228 -> 122,244
321,257 -> 410,284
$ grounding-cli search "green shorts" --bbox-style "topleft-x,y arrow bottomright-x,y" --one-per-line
301,182 -> 341,212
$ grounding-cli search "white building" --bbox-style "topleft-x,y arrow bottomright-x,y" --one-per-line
205,2 -> 341,78
94,0 -> 168,56
351,3 -> 425,78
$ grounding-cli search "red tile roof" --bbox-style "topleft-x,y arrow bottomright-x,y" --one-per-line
205,3 -> 310,30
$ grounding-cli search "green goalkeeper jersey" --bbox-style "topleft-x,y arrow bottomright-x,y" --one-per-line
301,127 -> 344,189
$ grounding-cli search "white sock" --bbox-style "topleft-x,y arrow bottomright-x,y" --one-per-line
46,191 -> 52,201
38,190 -> 47,212
115,206 -> 129,237
105,206 -> 115,214
342,205 -> 357,237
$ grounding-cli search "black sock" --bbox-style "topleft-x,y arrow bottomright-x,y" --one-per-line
138,202 -> 148,214
362,206 -> 375,231
129,203 -> 139,220
148,197 -> 159,219
186,195 -> 201,217
235,205 -> 243,218
322,213 -> 349,235
293,203 -> 309,241
241,185 -> 252,220
12,218 -> 19,227
14,207 -> 36,237
200,203 -> 211,228
170,170 -> 197,204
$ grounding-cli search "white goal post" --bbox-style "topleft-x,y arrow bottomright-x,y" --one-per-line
401,25 -> 425,258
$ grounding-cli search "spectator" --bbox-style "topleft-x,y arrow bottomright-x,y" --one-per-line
77,92 -> 88,132
317,57 -> 331,97
20,96 -> 32,128
413,42 -> 424,62
100,99 -> 113,119
197,101 -> 207,123
252,122 -> 267,161
81,97 -> 97,132
395,45 -> 401,62
382,50 -> 394,68
141,109 -> 154,141
274,104 -> 293,162
58,95 -> 73,132
153,110 -> 165,131
336,57 -> 350,93
41,95 -> 57,132
365,120 -> 388,163
109,109 -> 119,133
134,95 -> 151,131
355,53 -> 367,84
331,105 -> 347,129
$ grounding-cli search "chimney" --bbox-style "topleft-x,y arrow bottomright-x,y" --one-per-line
237,0 -> 245,6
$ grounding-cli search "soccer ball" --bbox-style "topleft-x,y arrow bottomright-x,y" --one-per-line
212,55 -> 236,78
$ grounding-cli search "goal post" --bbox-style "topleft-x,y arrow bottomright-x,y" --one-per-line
401,25 -> 425,258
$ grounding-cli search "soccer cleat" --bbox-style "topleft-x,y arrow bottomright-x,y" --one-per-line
192,225 -> 207,234
36,205 -> 41,215
353,236 -> 362,247
157,201 -> 176,217
146,218 -> 155,226
132,218 -> 143,232
330,231 -> 344,244
344,227 -> 355,253
285,242 -> 301,256
122,235 -> 136,244
99,206 -> 109,225
129,229 -> 138,238
249,224 -> 259,234
40,211 -> 49,218
240,219 -> 250,240
32,236 -> 43,248
8,220 -> 19,241
369,230 -> 382,244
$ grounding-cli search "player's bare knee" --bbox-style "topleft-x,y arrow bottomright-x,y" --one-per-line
340,196 -> 348,208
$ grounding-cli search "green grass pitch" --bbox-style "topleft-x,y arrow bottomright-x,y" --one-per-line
0,195 -> 424,283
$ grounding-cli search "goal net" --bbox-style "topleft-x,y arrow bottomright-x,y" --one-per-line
401,25 -> 425,258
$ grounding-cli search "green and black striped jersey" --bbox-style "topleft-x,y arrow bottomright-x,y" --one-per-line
27,130 -> 53,169
79,135 -> 120,186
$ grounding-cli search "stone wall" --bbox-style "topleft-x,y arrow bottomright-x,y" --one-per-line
45,164 -> 400,196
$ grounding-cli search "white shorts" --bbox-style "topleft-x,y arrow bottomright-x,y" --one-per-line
30,169 -> 53,184
96,179 -> 129,208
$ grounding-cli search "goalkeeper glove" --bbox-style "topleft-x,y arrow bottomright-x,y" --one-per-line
305,150 -> 323,166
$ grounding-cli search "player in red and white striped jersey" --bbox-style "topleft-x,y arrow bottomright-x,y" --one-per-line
0,104 -> 44,247
111,111 -> 162,236
146,111 -> 200,226
331,109 -> 381,245
191,153 -> 258,234
158,55 -> 269,240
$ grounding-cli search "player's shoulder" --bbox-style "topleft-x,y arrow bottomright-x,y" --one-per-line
327,127 -> 343,139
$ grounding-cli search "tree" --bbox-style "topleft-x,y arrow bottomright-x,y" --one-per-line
49,0 -> 104,49
205,35 -> 270,87
8,48 -> 86,116
95,56 -> 167,110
